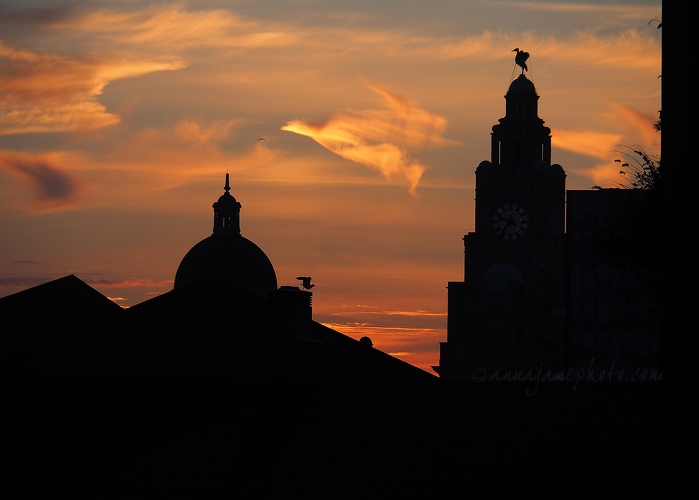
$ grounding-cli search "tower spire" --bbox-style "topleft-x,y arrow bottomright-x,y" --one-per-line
212,172 -> 241,234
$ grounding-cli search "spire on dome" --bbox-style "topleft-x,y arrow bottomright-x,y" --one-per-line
212,173 -> 241,234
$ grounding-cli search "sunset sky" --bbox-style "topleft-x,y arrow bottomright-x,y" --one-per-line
0,0 -> 662,373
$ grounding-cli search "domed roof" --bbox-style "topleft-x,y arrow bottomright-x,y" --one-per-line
173,173 -> 277,294
482,263 -> 524,294
174,233 -> 277,292
507,74 -> 537,96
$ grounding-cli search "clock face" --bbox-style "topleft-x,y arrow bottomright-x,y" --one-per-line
491,202 -> 530,242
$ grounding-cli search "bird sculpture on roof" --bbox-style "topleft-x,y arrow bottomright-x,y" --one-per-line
512,48 -> 529,74
296,276 -> 315,291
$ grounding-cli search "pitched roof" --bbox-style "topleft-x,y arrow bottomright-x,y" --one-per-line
0,274 -> 122,361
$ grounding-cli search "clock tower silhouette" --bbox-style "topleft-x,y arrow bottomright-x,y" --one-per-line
435,73 -> 567,380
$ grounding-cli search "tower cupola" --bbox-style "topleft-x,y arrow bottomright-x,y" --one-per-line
212,173 -> 241,234
490,74 -> 552,171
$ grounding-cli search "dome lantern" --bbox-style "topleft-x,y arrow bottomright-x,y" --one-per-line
174,174 -> 277,293
212,172 -> 241,234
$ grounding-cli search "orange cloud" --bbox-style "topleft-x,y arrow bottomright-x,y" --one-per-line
552,100 -> 659,187
607,102 -> 658,146
551,129 -> 630,187
281,85 -> 455,195
54,4 -> 299,50
86,278 -> 174,289
329,309 -> 446,318
577,159 -> 631,189
173,119 -> 243,145
0,41 -> 184,135
552,129 -> 623,160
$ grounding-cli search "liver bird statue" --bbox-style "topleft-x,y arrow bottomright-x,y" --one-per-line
512,48 -> 529,74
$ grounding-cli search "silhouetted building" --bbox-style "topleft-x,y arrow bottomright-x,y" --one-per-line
435,73 -> 660,380
436,74 -> 567,379
566,189 -> 661,372
175,172 -> 277,294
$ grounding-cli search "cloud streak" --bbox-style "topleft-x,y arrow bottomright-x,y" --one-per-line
53,4 -> 300,50
552,100 -> 659,186
552,129 -> 623,160
282,85 -> 455,195
0,41 -> 184,135
0,151 -> 77,206
608,102 -> 658,146
86,277 -> 174,289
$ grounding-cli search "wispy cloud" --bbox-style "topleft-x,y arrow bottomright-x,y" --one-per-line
607,102 -> 658,146
552,100 -> 659,186
0,41 -> 184,135
53,4 -> 300,50
173,119 -> 243,145
282,85 -> 455,195
85,277 -> 174,289
329,309 -> 446,318
0,151 -> 77,207
552,129 -> 623,160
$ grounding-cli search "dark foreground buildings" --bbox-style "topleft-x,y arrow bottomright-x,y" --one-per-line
2,72 -> 668,497
1,173 -> 436,385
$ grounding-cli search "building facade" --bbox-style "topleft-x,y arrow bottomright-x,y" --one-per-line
566,189 -> 661,373
436,74 -> 567,380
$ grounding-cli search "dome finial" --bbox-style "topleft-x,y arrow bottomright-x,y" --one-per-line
224,171 -> 231,193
